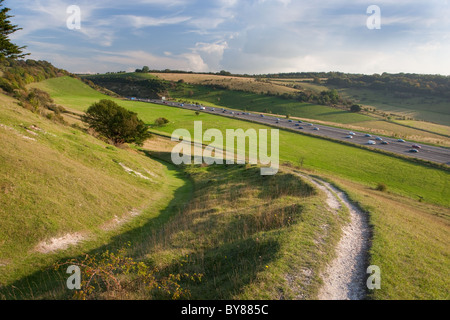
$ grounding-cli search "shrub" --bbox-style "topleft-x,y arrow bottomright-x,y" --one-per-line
376,183 -> 387,192
54,245 -> 202,300
154,117 -> 169,126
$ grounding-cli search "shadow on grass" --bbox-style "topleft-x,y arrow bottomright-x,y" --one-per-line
170,237 -> 280,300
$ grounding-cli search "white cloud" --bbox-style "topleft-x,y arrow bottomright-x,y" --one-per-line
117,15 -> 191,29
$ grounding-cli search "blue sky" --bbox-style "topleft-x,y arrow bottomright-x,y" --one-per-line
7,0 -> 450,75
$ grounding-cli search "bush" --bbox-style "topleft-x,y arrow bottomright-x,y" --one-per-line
154,117 -> 169,126
82,99 -> 151,146
54,245 -> 202,300
376,183 -> 387,192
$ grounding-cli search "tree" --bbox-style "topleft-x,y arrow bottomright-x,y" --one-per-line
218,70 -> 231,76
0,0 -> 28,59
142,66 -> 150,73
350,104 -> 362,112
82,99 -> 151,146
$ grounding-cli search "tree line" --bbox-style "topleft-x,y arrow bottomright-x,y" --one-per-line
263,72 -> 450,99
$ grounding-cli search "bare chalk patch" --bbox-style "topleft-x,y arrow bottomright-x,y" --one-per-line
119,163 -> 152,181
100,208 -> 142,231
0,123 -> 37,141
34,233 -> 85,254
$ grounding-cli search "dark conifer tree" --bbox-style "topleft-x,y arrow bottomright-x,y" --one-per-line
0,0 -> 28,59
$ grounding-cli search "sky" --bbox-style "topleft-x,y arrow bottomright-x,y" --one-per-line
7,0 -> 450,75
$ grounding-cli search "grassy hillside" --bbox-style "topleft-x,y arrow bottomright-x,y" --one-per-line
151,72 -> 301,95
339,87 -> 450,126
0,92 -> 190,287
331,176 -> 450,299
28,76 -> 106,111
28,76 -> 450,300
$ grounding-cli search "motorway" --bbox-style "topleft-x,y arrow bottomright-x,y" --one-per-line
134,98 -> 450,166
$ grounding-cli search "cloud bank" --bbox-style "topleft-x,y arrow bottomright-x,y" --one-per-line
7,0 -> 450,75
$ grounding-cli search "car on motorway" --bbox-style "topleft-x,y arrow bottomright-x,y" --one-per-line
375,137 -> 383,141
349,132 -> 356,136
308,123 -> 313,126
367,140 -> 376,145
211,108 -> 215,111
412,144 -> 422,149
397,139 -> 405,142
313,127 -> 320,131
381,141 -> 390,145
295,123 -> 300,126
298,120 -> 303,123
200,107 -> 206,110
260,114 -> 264,117
365,134 -> 372,137
298,126 -> 304,129
409,149 -> 419,153
346,135 -> 353,139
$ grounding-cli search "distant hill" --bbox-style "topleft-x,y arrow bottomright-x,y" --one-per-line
81,72 -> 168,99
261,72 -> 450,126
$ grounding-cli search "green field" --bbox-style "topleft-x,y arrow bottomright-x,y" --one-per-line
32,77 -> 450,207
